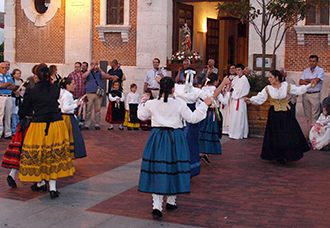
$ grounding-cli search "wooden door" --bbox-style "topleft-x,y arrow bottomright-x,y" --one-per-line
206,18 -> 219,68
173,3 -> 194,52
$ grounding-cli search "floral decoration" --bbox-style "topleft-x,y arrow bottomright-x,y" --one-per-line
170,50 -> 202,62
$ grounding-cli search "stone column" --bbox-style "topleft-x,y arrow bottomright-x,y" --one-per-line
4,0 -> 15,66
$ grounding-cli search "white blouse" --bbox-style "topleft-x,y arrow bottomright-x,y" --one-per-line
59,89 -> 78,114
109,92 -> 125,102
125,91 -> 140,110
138,97 -> 208,129
250,81 -> 312,105
174,84 -> 208,104
201,85 -> 230,106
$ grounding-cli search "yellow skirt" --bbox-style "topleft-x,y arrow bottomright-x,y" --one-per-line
123,111 -> 140,128
19,121 -> 75,182
62,115 -> 75,159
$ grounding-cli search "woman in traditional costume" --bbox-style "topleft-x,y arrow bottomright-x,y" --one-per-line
18,63 -> 75,199
137,77 -> 212,219
309,104 -> 330,150
2,65 -> 39,188
59,77 -> 87,159
244,70 -> 312,164
174,69 -> 230,175
199,73 -> 230,165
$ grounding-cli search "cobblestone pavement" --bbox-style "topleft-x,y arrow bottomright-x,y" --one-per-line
0,104 -> 329,228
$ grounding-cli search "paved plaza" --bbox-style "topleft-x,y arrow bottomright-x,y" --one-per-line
0,103 -> 329,228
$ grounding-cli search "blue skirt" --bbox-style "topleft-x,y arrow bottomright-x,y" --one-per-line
138,128 -> 191,195
184,103 -> 201,177
63,114 -> 87,159
199,109 -> 222,154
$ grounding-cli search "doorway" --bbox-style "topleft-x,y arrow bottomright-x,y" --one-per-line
172,1 -> 249,78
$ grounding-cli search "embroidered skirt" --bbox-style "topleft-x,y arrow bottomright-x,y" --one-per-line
1,123 -> 28,169
62,114 -> 87,159
105,101 -> 125,124
199,109 -> 222,154
138,128 -> 190,195
261,106 -> 310,162
19,120 -> 75,182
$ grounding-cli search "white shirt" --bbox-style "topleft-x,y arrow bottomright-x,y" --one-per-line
174,84 -> 207,104
250,81 -> 312,105
138,97 -> 208,129
145,68 -> 167,89
201,85 -> 230,106
59,89 -> 78,114
126,91 -> 140,110
300,66 -> 324,92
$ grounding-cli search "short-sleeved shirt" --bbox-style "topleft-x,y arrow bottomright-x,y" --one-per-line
85,71 -> 103,94
0,74 -> 15,95
300,66 -> 324,92
68,71 -> 86,98
107,67 -> 123,92
145,68 -> 167,89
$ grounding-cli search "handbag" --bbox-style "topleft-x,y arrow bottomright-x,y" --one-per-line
91,71 -> 104,97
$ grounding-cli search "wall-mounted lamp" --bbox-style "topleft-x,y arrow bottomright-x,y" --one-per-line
146,0 -> 152,6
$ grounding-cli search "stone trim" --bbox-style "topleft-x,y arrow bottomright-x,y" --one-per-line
96,0 -> 131,43
21,0 -> 61,27
294,25 -> 330,45
96,25 -> 131,43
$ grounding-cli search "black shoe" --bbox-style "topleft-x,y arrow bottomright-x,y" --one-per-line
31,182 -> 47,192
133,128 -> 139,131
277,158 -> 286,165
201,154 -> 211,165
50,191 -> 60,199
152,209 -> 162,219
119,126 -> 124,130
108,126 -> 114,130
324,145 -> 330,151
166,203 -> 178,211
7,176 -> 17,188
127,127 -> 132,131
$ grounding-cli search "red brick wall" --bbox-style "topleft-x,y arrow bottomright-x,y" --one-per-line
92,0 -> 137,66
285,28 -> 330,72
16,0 -> 65,63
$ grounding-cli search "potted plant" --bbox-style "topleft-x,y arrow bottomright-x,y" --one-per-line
246,71 -> 270,138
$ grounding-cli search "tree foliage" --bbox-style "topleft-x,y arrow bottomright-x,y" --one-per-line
217,0 -> 325,76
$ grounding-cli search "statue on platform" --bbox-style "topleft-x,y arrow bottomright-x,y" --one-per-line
180,23 -> 191,52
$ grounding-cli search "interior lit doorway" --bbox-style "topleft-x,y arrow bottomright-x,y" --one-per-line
172,0 -> 249,78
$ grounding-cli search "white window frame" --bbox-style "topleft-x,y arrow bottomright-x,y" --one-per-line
21,0 -> 61,27
96,0 -> 131,43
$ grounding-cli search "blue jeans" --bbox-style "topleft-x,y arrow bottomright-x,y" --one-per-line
11,113 -> 20,135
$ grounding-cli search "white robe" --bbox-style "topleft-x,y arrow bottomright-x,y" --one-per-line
228,75 -> 250,139
221,75 -> 237,134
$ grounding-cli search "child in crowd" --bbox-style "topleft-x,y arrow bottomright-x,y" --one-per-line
309,104 -> 330,151
137,77 -> 212,219
123,83 -> 140,130
11,69 -> 25,135
106,81 -> 125,130
140,88 -> 152,131
59,77 -> 87,159
199,73 -> 230,165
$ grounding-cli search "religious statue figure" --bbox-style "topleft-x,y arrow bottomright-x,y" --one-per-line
180,23 -> 191,52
